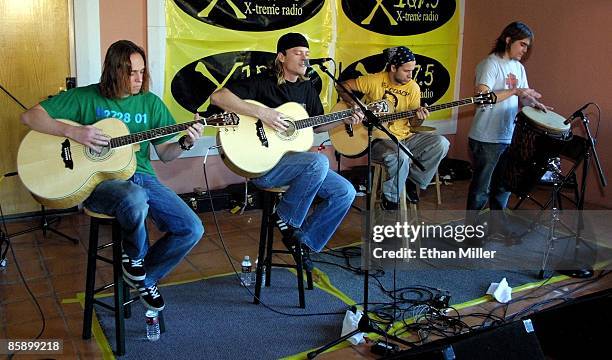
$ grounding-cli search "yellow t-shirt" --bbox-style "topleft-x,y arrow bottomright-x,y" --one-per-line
355,71 -> 421,140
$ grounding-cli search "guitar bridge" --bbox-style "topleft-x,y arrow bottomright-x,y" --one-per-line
256,119 -> 269,147
61,139 -> 74,169
345,123 -> 354,137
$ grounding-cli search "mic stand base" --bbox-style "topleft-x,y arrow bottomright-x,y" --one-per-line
557,267 -> 594,279
306,313 -> 411,359
9,206 -> 78,244
309,62 -> 418,359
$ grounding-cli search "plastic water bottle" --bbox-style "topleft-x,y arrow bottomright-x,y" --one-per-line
145,309 -> 160,341
240,255 -> 253,286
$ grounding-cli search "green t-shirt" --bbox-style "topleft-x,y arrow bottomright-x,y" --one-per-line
40,84 -> 176,176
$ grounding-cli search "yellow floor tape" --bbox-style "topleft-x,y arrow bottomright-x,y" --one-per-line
61,242 -> 608,360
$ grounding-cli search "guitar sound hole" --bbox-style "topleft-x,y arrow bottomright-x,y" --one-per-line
277,121 -> 297,140
85,145 -> 112,161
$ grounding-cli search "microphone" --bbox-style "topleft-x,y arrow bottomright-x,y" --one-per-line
304,58 -> 332,67
564,103 -> 591,125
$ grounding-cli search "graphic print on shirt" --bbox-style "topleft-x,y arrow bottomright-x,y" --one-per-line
382,89 -> 399,109
95,106 -> 149,125
505,73 -> 518,89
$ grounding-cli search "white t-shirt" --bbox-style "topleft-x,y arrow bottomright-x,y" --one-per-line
468,54 -> 528,144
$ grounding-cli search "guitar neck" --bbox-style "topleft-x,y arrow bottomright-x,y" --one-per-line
294,108 -> 356,130
109,119 -> 205,148
378,97 -> 476,123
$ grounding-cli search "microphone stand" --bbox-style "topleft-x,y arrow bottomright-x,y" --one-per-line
307,63 -> 425,358
558,110 -> 607,278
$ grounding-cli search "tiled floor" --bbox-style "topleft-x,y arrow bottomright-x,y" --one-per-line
0,179 -> 610,359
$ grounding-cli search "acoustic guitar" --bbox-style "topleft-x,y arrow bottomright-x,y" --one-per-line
217,99 -> 389,178
329,92 -> 497,157
17,113 -> 239,209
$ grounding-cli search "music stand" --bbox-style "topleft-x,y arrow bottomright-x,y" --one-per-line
307,63 -> 425,358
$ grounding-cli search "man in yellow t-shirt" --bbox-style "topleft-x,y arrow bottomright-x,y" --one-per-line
338,46 -> 449,208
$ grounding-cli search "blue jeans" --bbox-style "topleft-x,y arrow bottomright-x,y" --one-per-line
84,173 -> 204,287
466,138 -> 511,213
373,134 -> 450,202
251,152 -> 356,252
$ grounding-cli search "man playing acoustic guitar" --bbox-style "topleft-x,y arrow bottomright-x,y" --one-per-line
209,33 -> 363,270
20,40 -> 205,311
337,46 -> 449,208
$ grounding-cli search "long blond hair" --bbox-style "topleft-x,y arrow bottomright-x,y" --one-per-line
273,53 -> 309,85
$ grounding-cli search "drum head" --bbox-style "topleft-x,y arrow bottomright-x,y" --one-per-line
521,106 -> 570,134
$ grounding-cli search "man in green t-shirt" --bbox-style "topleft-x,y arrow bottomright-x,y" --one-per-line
20,40 -> 204,311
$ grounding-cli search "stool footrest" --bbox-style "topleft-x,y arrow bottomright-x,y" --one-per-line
92,298 -> 137,311
94,283 -> 115,294
98,242 -> 113,251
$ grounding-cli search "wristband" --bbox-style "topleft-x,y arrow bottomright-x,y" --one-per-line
178,135 -> 193,151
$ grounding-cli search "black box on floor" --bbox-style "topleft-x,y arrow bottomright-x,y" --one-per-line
179,190 -> 231,213
340,165 -> 369,191
225,182 -> 263,211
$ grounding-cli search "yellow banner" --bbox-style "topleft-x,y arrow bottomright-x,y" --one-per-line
164,0 -> 462,131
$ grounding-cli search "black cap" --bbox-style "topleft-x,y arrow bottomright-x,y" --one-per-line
277,33 -> 309,54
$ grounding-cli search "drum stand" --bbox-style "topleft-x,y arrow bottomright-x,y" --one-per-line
515,106 -> 607,279
531,160 -> 580,279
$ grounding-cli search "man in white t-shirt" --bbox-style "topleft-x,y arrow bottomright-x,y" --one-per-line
466,22 -> 551,236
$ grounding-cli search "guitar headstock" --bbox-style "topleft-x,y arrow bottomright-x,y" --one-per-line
367,99 -> 391,114
205,112 -> 240,127
474,91 -> 497,105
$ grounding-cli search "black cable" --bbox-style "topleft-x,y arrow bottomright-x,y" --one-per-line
487,270 -> 611,323
588,102 -> 602,139
0,199 -> 46,360
316,247 -> 461,336
0,83 -> 29,110
504,270 -> 611,321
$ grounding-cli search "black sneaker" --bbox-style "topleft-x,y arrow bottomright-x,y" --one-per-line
381,195 -> 399,210
405,180 -> 420,204
138,284 -> 165,311
122,251 -> 146,284
280,230 -> 313,272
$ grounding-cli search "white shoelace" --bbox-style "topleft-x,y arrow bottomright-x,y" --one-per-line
146,286 -> 161,299
131,258 -> 144,268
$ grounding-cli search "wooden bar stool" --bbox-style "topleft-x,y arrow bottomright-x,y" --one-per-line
418,171 -> 442,205
81,208 -> 164,355
370,162 -> 417,217
253,187 -> 313,308
370,163 -> 420,254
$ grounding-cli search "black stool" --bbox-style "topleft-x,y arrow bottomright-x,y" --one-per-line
81,208 -> 164,355
253,188 -> 313,308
